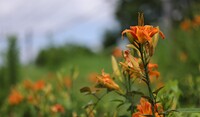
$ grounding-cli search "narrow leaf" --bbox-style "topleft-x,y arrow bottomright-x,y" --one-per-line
152,27 -> 159,48
80,87 -> 91,93
116,102 -> 125,109
131,90 -> 144,96
153,86 -> 164,95
111,56 -> 122,81
162,109 -> 178,115
126,44 -> 140,55
111,99 -> 124,103
127,104 -> 136,111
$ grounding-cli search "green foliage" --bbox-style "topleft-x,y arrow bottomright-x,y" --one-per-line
0,67 -> 7,104
115,0 -> 163,29
179,75 -> 200,107
158,80 -> 181,111
0,68 -> 83,117
6,35 -> 20,86
35,45 -> 94,69
0,35 -> 20,108
154,22 -> 200,110
102,30 -> 119,49
0,67 -> 6,88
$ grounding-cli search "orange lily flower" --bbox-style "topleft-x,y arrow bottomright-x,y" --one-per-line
122,13 -> 164,44
23,80 -> 34,90
148,63 -> 160,79
122,25 -> 165,44
51,104 -> 65,113
112,47 -> 122,58
34,80 -> 45,91
180,19 -> 191,31
132,98 -> 163,117
120,50 -> 143,78
96,70 -> 120,91
193,15 -> 200,27
8,89 -> 24,105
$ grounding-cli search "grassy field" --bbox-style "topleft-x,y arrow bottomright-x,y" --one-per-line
1,26 -> 200,116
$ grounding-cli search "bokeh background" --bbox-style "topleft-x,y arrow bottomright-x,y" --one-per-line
0,0 -> 200,116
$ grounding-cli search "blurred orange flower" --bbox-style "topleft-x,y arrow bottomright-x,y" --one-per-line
96,70 -> 120,91
180,19 -> 191,31
23,80 -> 33,90
148,63 -> 160,79
122,25 -> 165,44
132,98 -> 163,117
64,77 -> 72,89
27,95 -> 34,103
34,80 -> 45,91
193,15 -> 200,27
27,95 -> 38,105
88,72 -> 98,83
51,104 -> 65,113
112,47 -> 122,58
8,89 -> 24,105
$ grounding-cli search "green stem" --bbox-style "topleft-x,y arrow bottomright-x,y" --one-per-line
127,74 -> 134,115
128,74 -> 131,92
87,93 -> 107,117
139,44 -> 155,117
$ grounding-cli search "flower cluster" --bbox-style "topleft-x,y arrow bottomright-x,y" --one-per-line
96,69 -> 120,91
3,73 -> 73,116
8,89 -> 24,105
81,13 -> 167,117
120,50 -> 160,80
132,98 -> 163,117
180,15 -> 200,31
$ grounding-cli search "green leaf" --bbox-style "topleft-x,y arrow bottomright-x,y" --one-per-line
131,90 -> 144,96
80,87 -> 91,93
127,104 -> 136,111
82,100 -> 94,109
111,56 -> 122,81
126,32 -> 134,43
152,27 -> 159,48
111,99 -> 124,103
153,86 -> 164,95
162,109 -> 178,115
126,44 -> 140,56
116,102 -> 125,109
70,66 -> 79,80
141,95 -> 153,103
95,84 -> 104,88
107,88 -> 114,93
112,111 -> 117,117
91,89 -> 100,94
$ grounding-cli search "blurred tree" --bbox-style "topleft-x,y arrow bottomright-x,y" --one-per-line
6,36 -> 20,86
102,30 -> 119,49
35,44 -> 94,69
0,67 -> 6,88
115,0 -> 163,29
115,0 -> 200,28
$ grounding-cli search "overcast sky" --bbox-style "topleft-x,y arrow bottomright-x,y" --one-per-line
0,0 -> 119,62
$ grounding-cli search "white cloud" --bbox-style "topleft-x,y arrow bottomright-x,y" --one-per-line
0,0 -> 119,62
0,0 -> 118,34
